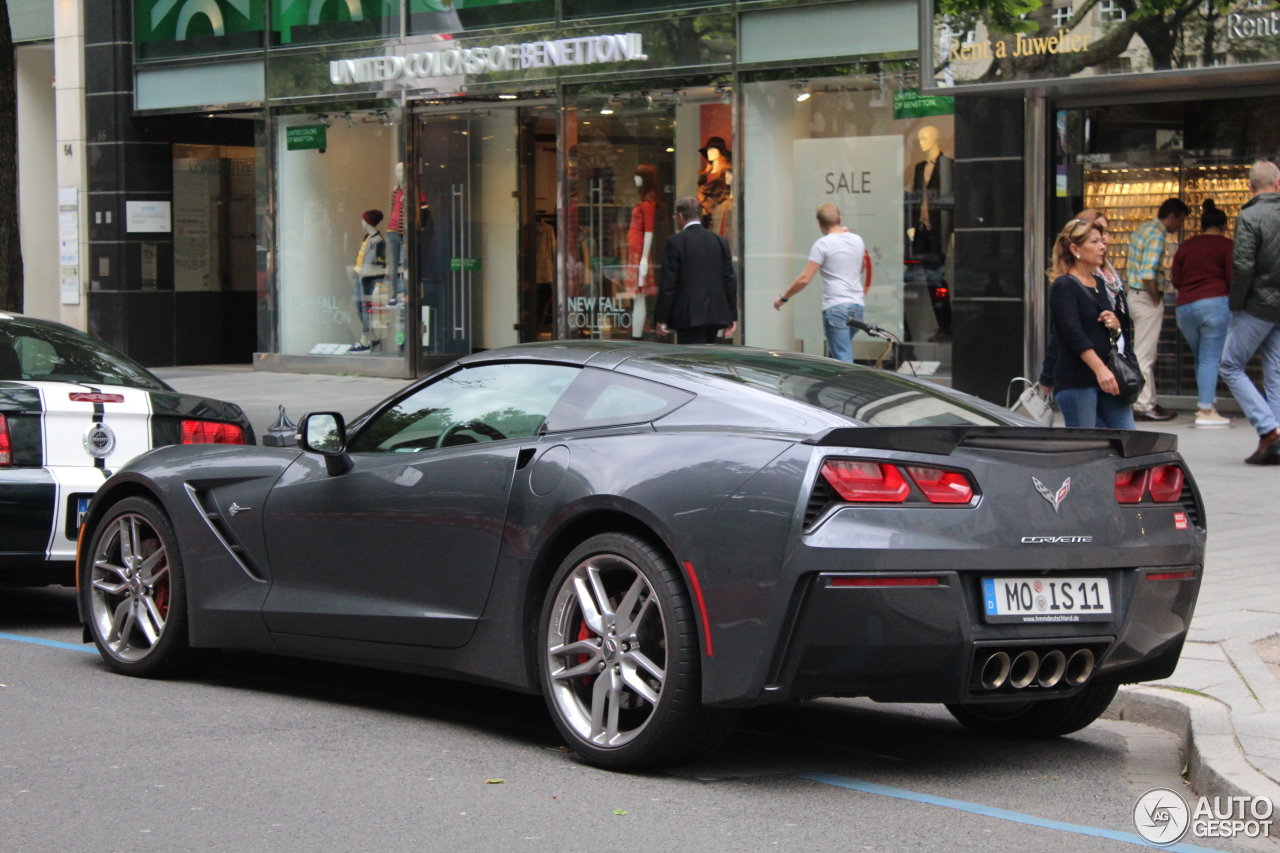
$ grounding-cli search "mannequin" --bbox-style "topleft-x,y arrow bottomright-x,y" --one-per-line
628,163 -> 659,339
905,124 -> 954,343
697,136 -> 732,234
351,209 -> 386,353
386,163 -> 407,304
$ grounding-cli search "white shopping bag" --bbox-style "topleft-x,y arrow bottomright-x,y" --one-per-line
1008,379 -> 1055,426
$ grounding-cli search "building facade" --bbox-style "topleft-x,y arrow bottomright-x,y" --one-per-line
33,0 -> 1280,405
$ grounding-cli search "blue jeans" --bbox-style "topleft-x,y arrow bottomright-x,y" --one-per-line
1055,386 -> 1137,429
1219,311 -> 1280,436
1176,296 -> 1230,409
823,302 -> 863,362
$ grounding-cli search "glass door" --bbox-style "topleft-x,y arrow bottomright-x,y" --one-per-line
414,109 -> 526,370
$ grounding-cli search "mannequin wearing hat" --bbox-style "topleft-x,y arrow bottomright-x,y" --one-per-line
351,209 -> 386,353
697,136 -> 733,237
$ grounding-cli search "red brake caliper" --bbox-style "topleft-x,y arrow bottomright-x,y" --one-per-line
152,556 -> 170,619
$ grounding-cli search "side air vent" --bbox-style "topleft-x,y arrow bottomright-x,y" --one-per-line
803,477 -> 835,529
765,575 -> 813,688
1179,479 -> 1205,531
183,484 -> 266,583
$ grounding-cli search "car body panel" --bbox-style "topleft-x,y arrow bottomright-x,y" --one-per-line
77,343 -> 1206,713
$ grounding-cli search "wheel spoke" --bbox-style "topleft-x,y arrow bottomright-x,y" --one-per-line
107,598 -> 131,642
586,566 -> 615,620
626,649 -> 665,683
113,600 -> 138,651
604,668 -> 622,745
142,595 -> 167,638
551,657 -> 601,681
125,518 -> 142,572
589,669 -> 611,741
620,661 -> 660,705
94,560 -> 129,583
549,639 -> 601,659
91,578 -> 128,596
572,576 -> 605,636
135,600 -> 160,646
138,547 -> 166,580
618,595 -> 654,640
614,576 -> 646,633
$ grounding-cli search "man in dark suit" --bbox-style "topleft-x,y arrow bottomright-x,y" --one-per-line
656,196 -> 738,344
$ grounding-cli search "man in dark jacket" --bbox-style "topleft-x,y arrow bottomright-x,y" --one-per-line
656,196 -> 738,344
1221,159 -> 1280,464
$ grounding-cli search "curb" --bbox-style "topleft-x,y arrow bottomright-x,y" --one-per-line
1107,685 -> 1280,804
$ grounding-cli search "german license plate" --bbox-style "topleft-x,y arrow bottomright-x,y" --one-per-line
982,577 -> 1113,623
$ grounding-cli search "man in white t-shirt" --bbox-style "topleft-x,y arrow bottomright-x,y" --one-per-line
774,203 -> 871,362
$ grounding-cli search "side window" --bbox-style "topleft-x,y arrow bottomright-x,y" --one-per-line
544,368 -> 694,432
14,336 -> 60,378
348,362 -> 579,453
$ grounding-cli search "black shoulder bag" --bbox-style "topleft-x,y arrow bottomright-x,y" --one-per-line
1077,276 -> 1144,405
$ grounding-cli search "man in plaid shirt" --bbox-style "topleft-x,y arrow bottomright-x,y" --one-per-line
1127,198 -> 1189,421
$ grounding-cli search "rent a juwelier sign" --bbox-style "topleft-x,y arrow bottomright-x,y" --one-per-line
926,0 -> 1280,89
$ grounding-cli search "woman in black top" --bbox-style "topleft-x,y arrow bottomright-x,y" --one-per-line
1047,218 -> 1135,429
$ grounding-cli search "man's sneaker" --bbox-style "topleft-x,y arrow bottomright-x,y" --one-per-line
1194,407 -> 1231,428
349,341 -> 371,353
1245,428 -> 1280,465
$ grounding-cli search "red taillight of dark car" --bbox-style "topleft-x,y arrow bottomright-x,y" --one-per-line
181,420 -> 246,445
820,460 -> 976,505
0,413 -> 11,466
1115,464 -> 1183,504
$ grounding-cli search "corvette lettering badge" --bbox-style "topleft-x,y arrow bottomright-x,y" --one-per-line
1033,476 -> 1071,513
1021,535 -> 1093,544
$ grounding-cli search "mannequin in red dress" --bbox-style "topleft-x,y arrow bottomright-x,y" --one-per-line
629,163 -> 660,338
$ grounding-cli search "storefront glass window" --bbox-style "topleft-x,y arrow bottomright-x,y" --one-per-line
563,86 -> 731,343
563,0 -> 721,19
742,68 -> 955,375
408,0 -> 553,36
272,0 -> 398,46
276,111 -> 406,359
1052,98 -> 1280,400
135,0 -> 265,59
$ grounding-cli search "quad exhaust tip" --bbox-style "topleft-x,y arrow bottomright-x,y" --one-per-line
1036,650 -> 1067,688
1008,650 -> 1040,689
976,647 -> 1096,691
979,651 -> 1011,690
1066,648 -> 1095,686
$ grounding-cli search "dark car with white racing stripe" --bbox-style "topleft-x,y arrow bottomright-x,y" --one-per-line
75,342 -> 1203,769
0,312 -> 254,586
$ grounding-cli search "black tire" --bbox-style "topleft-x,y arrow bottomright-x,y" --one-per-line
81,496 -> 193,678
536,532 -> 737,770
945,681 -> 1119,739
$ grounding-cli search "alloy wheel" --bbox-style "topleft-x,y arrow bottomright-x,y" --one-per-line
545,553 -> 668,749
88,513 -> 171,662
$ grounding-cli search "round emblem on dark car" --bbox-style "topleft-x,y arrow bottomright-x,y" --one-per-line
82,423 -> 116,459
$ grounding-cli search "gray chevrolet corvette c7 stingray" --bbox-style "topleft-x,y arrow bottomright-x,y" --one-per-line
76,341 -> 1205,769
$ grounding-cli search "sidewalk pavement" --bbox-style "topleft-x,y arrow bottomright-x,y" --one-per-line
156,366 -> 1280,803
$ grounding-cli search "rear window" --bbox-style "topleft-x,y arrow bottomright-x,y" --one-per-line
545,368 -> 693,432
0,318 -> 168,391
644,350 -> 1002,427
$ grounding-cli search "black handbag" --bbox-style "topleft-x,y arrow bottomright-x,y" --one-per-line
1108,329 -> 1145,405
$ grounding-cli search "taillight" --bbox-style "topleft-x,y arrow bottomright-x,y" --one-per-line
821,460 -> 910,503
1114,469 -> 1148,503
181,420 -> 245,445
0,413 -> 11,466
905,466 -> 974,504
1115,465 -> 1184,503
1147,465 -> 1184,503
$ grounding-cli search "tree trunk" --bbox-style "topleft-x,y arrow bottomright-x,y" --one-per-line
0,2 -> 23,313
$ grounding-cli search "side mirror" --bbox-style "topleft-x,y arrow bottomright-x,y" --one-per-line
298,412 -> 352,475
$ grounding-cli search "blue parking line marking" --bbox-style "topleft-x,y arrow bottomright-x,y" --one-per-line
801,773 -> 1227,853
0,632 -> 97,653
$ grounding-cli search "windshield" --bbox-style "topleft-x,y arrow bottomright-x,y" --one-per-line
0,317 -> 169,391
645,350 -> 1004,427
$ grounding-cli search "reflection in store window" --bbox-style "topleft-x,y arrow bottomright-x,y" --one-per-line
134,0 -> 265,59
408,0 -> 554,35
272,0 -> 398,46
277,112 -> 405,358
565,87 -> 731,343
743,69 -> 954,376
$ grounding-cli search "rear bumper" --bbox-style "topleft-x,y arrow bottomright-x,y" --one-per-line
757,566 -> 1200,705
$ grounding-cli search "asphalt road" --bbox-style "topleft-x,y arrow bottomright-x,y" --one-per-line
2,586 -> 1267,853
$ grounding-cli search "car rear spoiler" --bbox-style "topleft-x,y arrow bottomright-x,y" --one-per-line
802,426 -> 1176,458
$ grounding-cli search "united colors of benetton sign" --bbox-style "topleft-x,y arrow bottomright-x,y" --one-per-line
329,33 -> 648,87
